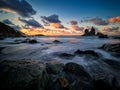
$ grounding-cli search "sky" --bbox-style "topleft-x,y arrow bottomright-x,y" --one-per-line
0,0 -> 120,36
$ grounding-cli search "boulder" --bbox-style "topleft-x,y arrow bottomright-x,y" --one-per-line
29,39 -> 38,44
53,40 -> 62,43
46,62 -> 93,90
74,49 -> 99,57
100,43 -> 120,57
46,63 -> 64,74
93,74 -> 119,90
98,35 -> 108,38
63,62 -> 93,90
0,60 -> 48,90
59,53 -> 74,59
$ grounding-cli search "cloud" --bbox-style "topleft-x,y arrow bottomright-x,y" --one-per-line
41,14 -> 61,23
108,16 -> 120,23
0,0 -> 36,17
50,23 -> 64,28
41,14 -> 65,28
70,20 -> 78,25
104,26 -> 119,31
18,18 -> 43,28
69,20 -> 83,31
71,25 -> 84,31
2,19 -> 14,25
2,19 -> 21,30
88,17 -> 109,25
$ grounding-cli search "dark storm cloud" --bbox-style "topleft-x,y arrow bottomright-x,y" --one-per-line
2,19 -> 14,25
0,0 -> 36,17
19,18 -> 42,27
41,14 -> 61,23
41,14 -> 65,28
70,20 -> 78,25
88,17 -> 109,25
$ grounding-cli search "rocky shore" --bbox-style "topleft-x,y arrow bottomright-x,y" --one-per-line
0,59 -> 120,90
0,43 -> 120,90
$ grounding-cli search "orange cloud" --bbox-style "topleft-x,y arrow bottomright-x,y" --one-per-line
108,16 -> 120,23
50,23 -> 64,28
1,8 -> 16,14
71,25 -> 84,31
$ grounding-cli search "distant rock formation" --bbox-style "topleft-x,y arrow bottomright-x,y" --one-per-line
0,22 -> 25,39
82,26 -> 108,38
82,26 -> 96,36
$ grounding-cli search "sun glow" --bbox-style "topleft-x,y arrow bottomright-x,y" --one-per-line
20,27 -> 84,36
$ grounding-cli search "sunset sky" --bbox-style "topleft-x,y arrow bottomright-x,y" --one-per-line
0,0 -> 120,36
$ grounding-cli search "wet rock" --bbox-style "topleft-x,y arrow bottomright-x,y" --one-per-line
0,36 -> 4,40
46,63 -> 64,74
93,74 -> 119,90
63,62 -> 93,90
0,60 -> 48,90
98,34 -> 108,38
29,39 -> 37,44
59,53 -> 74,59
103,60 -> 120,71
100,43 -> 120,57
74,49 -> 99,57
53,40 -> 62,43
112,36 -> 120,39
0,47 -> 5,54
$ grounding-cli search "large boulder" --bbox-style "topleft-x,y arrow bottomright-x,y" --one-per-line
46,62 -> 64,74
100,43 -> 120,57
58,53 -> 75,59
93,73 -> 119,90
0,60 -> 48,90
74,49 -> 99,58
46,62 -> 93,90
63,62 -> 93,90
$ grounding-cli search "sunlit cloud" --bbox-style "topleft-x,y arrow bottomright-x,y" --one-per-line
108,16 -> 120,23
0,8 -> 16,14
50,23 -> 64,28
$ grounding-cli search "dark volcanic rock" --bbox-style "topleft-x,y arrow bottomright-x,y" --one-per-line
63,62 -> 90,77
74,49 -> 99,57
29,39 -> 38,44
53,40 -> 62,43
46,63 -> 64,74
82,27 -> 96,36
0,47 -> 5,54
93,73 -> 120,90
63,62 -> 93,90
100,43 -> 120,57
89,27 -> 96,36
0,60 -> 48,90
59,53 -> 74,59
98,34 -> 108,38
82,29 -> 90,36
46,62 -> 93,90
0,22 -> 25,38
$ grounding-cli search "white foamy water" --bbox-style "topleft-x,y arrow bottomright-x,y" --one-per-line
0,36 -> 120,63
1,36 -> 120,77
